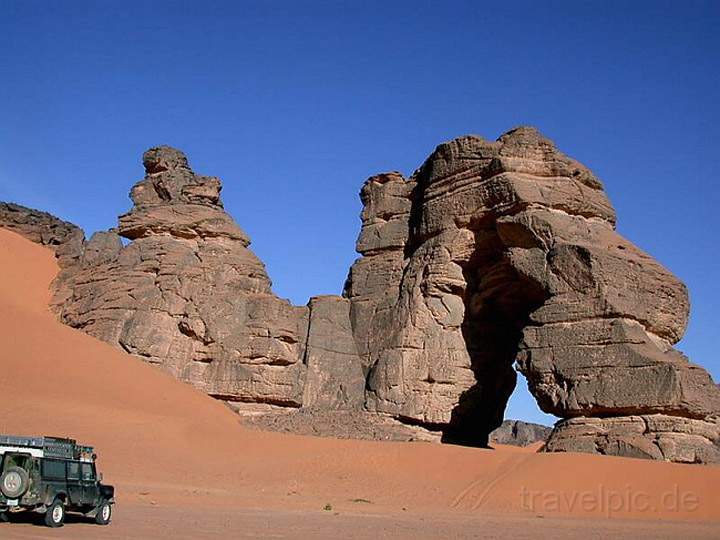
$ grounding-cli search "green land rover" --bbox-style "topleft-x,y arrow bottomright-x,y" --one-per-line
0,435 -> 114,527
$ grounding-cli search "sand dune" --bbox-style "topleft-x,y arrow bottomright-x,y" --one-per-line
0,228 -> 718,538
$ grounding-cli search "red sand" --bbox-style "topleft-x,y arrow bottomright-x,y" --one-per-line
0,228 -> 718,538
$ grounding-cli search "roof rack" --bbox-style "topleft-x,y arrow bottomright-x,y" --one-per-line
0,435 -> 95,460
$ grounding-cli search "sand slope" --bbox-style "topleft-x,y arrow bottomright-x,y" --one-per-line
0,228 -> 719,532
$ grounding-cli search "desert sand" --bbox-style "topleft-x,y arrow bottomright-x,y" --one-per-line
0,227 -> 718,539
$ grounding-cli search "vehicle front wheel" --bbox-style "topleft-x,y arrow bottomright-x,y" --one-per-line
95,501 -> 112,525
44,499 -> 65,528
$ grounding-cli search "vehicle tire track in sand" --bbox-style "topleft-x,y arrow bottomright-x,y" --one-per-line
450,454 -> 517,508
451,453 -> 531,511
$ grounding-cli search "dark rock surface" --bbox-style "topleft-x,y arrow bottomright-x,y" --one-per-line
0,202 -> 83,250
3,131 -> 719,463
0,202 -> 85,294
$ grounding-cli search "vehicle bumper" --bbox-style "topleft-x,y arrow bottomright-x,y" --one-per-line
0,494 -> 42,512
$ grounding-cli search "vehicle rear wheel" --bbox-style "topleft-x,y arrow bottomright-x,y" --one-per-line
95,501 -> 112,525
0,511 -> 8,523
0,467 -> 29,499
44,499 -> 65,528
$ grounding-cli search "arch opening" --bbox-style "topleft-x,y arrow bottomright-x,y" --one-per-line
441,225 -> 550,446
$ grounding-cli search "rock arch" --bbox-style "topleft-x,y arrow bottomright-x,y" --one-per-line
347,127 -> 720,462
2,127 -> 719,462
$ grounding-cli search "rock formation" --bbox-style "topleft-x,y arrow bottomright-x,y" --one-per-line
2,128 -> 719,463
0,203 -> 85,301
489,420 -> 551,447
344,127 -> 720,462
243,410 -> 549,447
3,148 -> 365,410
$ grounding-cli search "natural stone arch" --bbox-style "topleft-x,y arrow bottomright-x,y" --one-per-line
348,127 -> 720,461
443,221 -> 550,446
2,127 -> 719,463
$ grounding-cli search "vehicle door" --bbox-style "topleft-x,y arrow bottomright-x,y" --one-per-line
80,462 -> 98,506
65,461 -> 83,506
40,459 -> 67,503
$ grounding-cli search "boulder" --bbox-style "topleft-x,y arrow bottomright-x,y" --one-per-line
545,415 -> 720,464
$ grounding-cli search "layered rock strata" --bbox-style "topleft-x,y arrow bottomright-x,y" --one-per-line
3,148 -> 365,410
3,129 -> 718,463
344,127 -> 720,462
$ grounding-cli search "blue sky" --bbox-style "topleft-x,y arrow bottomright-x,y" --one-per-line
1,1 -> 718,425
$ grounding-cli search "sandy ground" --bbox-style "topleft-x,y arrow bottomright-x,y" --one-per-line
0,228 -> 719,539
3,504 -> 720,540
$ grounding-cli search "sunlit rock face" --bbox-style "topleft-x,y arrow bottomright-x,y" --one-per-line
3,147 -> 364,409
345,127 -> 720,461
3,129 -> 718,463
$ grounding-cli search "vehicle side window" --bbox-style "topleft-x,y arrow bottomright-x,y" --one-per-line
41,459 -> 66,480
81,463 -> 95,482
67,462 -> 80,480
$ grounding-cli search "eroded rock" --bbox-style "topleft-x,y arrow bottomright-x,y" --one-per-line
0,202 -> 84,306
302,295 -> 365,409
545,415 -> 720,464
3,131 -> 718,463
1,147 -> 362,410
489,420 -> 552,447
346,127 -> 720,457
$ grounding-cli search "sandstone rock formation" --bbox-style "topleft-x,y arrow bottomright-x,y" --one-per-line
3,129 -> 719,463
0,202 -> 85,303
544,415 -> 720,463
489,420 -> 551,447
344,127 -> 720,462
3,148 -> 365,410
243,410 -> 549,448
241,408 -> 440,442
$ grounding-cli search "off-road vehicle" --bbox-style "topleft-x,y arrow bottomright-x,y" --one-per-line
0,435 -> 115,527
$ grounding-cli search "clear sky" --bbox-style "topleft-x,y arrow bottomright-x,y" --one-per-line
1,1 -> 718,425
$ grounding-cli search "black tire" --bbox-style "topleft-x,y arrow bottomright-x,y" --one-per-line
95,501 -> 112,525
0,466 -> 29,499
0,511 -> 9,523
44,498 -> 65,528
